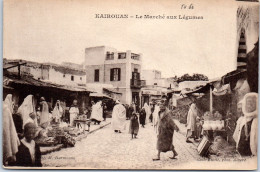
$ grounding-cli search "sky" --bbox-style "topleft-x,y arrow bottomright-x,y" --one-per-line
4,0 -> 240,79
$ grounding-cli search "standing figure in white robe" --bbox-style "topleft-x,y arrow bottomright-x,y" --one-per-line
143,102 -> 151,124
17,95 -> 38,129
90,101 -> 104,125
153,103 -> 160,133
3,94 -> 20,165
186,103 -> 198,143
52,100 -> 63,123
112,100 -> 126,133
39,97 -> 49,128
69,100 -> 79,127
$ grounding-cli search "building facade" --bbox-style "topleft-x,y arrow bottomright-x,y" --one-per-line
4,59 -> 86,87
3,59 -> 90,110
85,46 -> 144,106
141,69 -> 177,106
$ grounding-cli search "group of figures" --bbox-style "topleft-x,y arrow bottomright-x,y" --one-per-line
2,93 -> 109,167
183,92 -> 258,157
3,94 -> 44,167
111,99 -> 180,160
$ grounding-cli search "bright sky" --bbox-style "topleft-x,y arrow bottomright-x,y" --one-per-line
4,0 -> 239,79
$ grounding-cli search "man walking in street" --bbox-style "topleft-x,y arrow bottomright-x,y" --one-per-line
111,100 -> 126,133
153,99 -> 179,161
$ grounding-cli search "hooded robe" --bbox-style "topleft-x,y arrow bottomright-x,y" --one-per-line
90,101 -> 104,122
111,103 -> 126,131
52,101 -> 63,123
3,94 -> 20,164
143,103 -> 151,124
233,92 -> 258,156
153,105 -> 160,133
17,95 -> 37,129
39,100 -> 49,128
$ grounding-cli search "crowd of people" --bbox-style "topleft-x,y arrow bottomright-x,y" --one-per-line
111,98 -> 180,160
3,91 -> 257,167
2,94 -> 109,167
3,94 -> 44,167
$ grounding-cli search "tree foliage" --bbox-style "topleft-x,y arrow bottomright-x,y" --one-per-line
177,73 -> 209,83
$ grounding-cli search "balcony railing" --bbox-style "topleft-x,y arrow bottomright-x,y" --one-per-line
130,79 -> 146,88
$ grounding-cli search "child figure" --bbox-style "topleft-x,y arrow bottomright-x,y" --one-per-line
129,113 -> 139,139
16,122 -> 42,167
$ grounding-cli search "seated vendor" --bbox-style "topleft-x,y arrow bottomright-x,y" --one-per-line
16,122 -> 42,167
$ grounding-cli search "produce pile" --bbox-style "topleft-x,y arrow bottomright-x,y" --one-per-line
35,123 -> 77,147
208,136 -> 237,157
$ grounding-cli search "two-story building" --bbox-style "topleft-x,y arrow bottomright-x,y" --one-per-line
85,46 -> 144,106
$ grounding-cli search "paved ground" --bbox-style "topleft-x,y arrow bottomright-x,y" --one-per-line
42,120 -> 207,169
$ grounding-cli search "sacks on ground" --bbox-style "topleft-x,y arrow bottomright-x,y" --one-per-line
208,136 -> 236,157
62,133 -> 76,147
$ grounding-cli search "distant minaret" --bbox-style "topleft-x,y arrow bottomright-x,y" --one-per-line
237,31 -> 247,70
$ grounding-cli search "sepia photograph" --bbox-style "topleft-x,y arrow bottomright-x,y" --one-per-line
2,0 -> 259,170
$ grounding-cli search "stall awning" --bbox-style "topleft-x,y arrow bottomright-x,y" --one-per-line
103,88 -> 122,94
3,74 -> 92,93
90,92 -> 111,98
222,69 -> 247,85
182,84 -> 211,95
167,89 -> 181,94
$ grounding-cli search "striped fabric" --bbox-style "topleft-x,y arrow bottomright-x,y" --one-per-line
237,32 -> 247,70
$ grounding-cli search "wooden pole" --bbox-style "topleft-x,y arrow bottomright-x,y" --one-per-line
210,84 -> 213,113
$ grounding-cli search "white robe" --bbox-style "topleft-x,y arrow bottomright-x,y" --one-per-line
90,102 -> 103,122
111,104 -> 126,130
152,105 -> 160,133
17,95 -> 38,128
233,92 -> 258,156
143,103 -> 151,124
3,95 -> 20,163
186,104 -> 197,132
69,106 -> 79,126
52,103 -> 63,122
39,101 -> 49,127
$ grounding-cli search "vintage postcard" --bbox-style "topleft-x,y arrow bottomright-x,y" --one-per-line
2,0 -> 259,170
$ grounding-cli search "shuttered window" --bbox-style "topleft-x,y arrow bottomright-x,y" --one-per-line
94,69 -> 99,82
110,68 -> 121,81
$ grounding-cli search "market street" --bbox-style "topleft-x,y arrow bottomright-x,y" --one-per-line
42,121 -> 206,169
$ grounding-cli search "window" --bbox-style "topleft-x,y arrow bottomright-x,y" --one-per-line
110,68 -> 121,81
63,74 -> 65,78
132,72 -> 140,80
106,52 -> 114,60
71,75 -> 74,81
131,53 -> 140,60
118,53 -> 126,59
80,77 -> 82,80
94,69 -> 99,82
